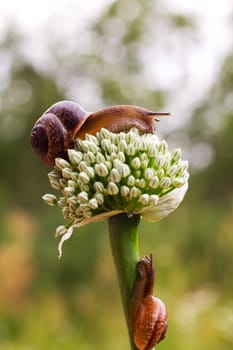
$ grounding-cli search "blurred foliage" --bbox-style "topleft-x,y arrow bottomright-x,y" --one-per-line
0,1 -> 233,349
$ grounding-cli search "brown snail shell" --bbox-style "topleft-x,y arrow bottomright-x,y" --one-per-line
30,101 -> 89,166
130,255 -> 168,350
30,100 -> 170,166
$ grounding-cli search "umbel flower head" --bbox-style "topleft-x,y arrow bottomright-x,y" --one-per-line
42,128 -> 189,256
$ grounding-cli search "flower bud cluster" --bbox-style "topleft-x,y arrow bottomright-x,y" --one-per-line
43,128 -> 189,230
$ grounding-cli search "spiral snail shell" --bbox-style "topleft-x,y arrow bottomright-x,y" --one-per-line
130,255 -> 168,350
30,100 -> 170,166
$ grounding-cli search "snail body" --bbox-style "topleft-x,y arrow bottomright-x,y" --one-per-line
30,100 -> 170,166
130,255 -> 168,350
76,105 -> 162,139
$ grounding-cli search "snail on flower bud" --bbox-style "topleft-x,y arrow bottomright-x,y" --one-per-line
30,100 -> 170,166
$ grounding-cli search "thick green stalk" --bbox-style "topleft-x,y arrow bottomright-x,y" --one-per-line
108,213 -> 140,350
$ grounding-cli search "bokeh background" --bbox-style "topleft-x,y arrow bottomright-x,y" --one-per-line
0,0 -> 233,349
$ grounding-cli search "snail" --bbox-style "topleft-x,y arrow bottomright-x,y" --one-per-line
130,255 -> 168,350
30,100 -> 170,166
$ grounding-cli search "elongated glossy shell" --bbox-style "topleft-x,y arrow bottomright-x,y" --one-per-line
130,256 -> 168,350
133,296 -> 168,350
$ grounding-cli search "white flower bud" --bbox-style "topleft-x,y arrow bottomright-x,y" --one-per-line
77,191 -> 89,203
86,166 -> 95,178
120,186 -> 130,197
148,145 -> 158,158
42,194 -> 57,206
70,172 -> 78,181
134,139 -> 143,151
64,186 -> 75,197
127,175 -> 135,187
172,177 -> 186,188
116,152 -> 125,163
172,148 -> 181,162
148,176 -> 159,189
95,163 -> 109,177
149,195 -> 159,205
105,161 -> 112,170
136,178 -> 146,189
126,144 -> 135,156
110,132 -> 117,144
110,152 -> 117,161
79,140 -> 91,152
144,168 -> 155,180
163,153 -> 172,169
116,132 -> 126,143
160,177 -> 172,189
94,193 -> 104,205
84,151 -> 96,164
110,144 -> 118,153
67,196 -> 77,206
155,155 -> 165,168
88,142 -> 99,154
89,198 -> 98,210
157,168 -> 165,178
78,161 -> 88,172
101,139 -> 112,152
141,159 -> 149,169
131,157 -> 141,169
94,181 -> 105,193
68,199 -> 77,212
79,184 -> 90,192
113,159 -> 122,171
96,153 -> 106,164
49,178 -> 61,190
109,168 -> 121,183
120,164 -> 131,178
78,172 -> 90,184
167,165 -> 178,177
55,158 -> 71,170
79,204 -> 91,212
126,129 -> 138,143
139,193 -> 150,205
140,152 -> 148,161
99,128 -> 111,141
85,134 -> 99,146
67,180 -> 76,188
179,161 -> 189,175
107,182 -> 119,195
55,225 -> 67,237
62,167 -> 73,179
118,139 -> 127,152
159,140 -> 168,154
68,150 -> 83,164
130,186 -> 141,198
62,206 -> 70,219
48,169 -> 60,180
57,197 -> 67,208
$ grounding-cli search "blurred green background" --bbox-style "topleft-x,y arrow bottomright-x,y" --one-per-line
0,1 -> 233,349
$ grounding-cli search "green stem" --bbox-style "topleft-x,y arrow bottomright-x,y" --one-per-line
108,213 -> 140,350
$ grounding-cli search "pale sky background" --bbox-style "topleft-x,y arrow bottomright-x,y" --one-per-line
0,0 -> 232,124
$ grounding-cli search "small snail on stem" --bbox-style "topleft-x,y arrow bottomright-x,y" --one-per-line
130,255 -> 168,350
30,100 -> 170,166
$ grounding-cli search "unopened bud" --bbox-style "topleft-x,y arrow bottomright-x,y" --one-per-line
42,194 -> 57,206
